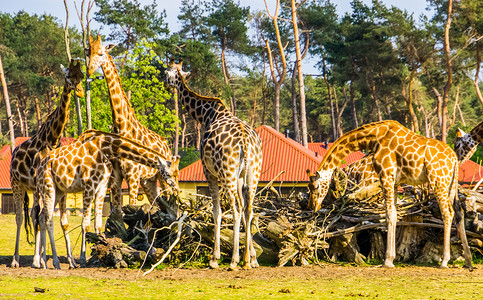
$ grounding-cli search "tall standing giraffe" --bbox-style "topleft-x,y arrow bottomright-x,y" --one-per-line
33,130 -> 179,269
88,35 -> 175,219
164,62 -> 263,270
10,59 -> 84,268
454,120 -> 483,163
307,120 -> 472,268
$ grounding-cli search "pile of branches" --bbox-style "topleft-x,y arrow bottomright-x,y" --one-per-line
85,168 -> 483,269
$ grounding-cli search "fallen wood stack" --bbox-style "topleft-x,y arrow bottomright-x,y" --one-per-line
86,175 -> 483,268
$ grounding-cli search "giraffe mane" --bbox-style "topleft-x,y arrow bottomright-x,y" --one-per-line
178,71 -> 228,110
319,120 -> 399,169
80,129 -> 170,160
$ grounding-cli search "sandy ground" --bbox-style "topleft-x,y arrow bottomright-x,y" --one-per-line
1,255 -> 481,281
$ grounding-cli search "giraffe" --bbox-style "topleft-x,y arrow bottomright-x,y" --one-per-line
454,120 -> 483,164
164,62 -> 262,270
87,35 -> 175,220
9,59 -> 84,268
343,154 -> 379,190
33,129 -> 179,269
307,120 -> 472,268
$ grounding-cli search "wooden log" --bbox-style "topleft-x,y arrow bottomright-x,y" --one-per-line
367,230 -> 385,261
396,215 -> 426,262
346,181 -> 382,202
328,232 -> 366,265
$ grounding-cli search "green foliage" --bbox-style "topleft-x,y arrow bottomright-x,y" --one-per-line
94,0 -> 169,57
122,39 -> 178,137
178,147 -> 201,170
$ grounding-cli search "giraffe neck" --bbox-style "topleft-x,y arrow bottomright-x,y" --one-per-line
100,55 -> 135,134
469,120 -> 483,143
84,130 -> 166,168
35,83 -> 72,148
319,121 -> 396,170
176,76 -> 230,126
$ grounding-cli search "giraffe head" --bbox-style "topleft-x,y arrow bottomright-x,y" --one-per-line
454,128 -> 478,163
306,168 -> 334,212
164,61 -> 190,90
88,34 -> 115,76
62,59 -> 84,98
158,155 -> 181,196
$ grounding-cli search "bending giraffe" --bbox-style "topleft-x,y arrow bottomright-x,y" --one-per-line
9,60 -> 84,268
164,62 -> 263,270
33,130 -> 179,269
88,35 -> 176,220
454,120 -> 483,164
307,120 -> 472,268
343,154 -> 379,190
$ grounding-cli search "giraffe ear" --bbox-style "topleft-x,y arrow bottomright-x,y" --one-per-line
180,70 -> 190,78
106,44 -> 115,52
89,35 -> 94,43
97,34 -> 102,41
456,128 -> 465,138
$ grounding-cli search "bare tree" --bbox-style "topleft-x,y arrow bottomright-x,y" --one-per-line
0,54 -> 15,152
64,0 -> 84,135
290,0 -> 309,147
74,0 -> 95,130
264,0 -> 287,132
440,0 -> 454,143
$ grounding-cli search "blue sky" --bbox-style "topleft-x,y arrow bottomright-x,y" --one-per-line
1,0 -> 431,74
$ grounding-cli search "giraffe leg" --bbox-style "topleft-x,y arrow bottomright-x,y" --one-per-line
228,186 -> 242,271
440,202 -> 453,268
11,187 -> 24,268
453,198 -> 473,269
46,207 -> 61,270
382,181 -> 397,268
80,193 -> 94,267
94,172 -> 110,235
207,173 -> 221,269
239,179 -> 253,270
109,161 -> 124,221
246,182 -> 259,269
58,194 -> 77,269
128,176 -> 141,206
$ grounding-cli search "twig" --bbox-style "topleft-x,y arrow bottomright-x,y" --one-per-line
141,211 -> 188,277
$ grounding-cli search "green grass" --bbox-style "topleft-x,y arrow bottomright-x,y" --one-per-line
1,214 -> 483,299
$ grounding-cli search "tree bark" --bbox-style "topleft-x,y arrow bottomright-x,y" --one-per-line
174,93 -> 179,156
474,41 -> 483,108
349,80 -> 358,129
290,63 -> 300,143
290,0 -> 308,147
406,69 -> 419,133
440,0 -> 454,143
0,55 -> 16,152
34,97 -> 42,131
264,0 -> 287,132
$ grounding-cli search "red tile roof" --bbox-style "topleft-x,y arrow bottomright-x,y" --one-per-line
179,125 -> 322,183
0,137 -> 75,189
179,127 -> 483,185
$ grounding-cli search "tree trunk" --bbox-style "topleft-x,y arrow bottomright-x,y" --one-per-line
274,84 -> 281,132
34,97 -> 42,131
64,0 -> 83,135
290,63 -> 300,143
407,69 -> 419,133
441,0 -> 454,143
322,59 -> 337,140
220,42 -> 235,115
0,55 -> 16,152
474,41 -> 483,108
349,80 -> 358,129
181,114 -> 186,149
264,0 -> 287,133
174,93 -> 179,156
290,0 -> 308,147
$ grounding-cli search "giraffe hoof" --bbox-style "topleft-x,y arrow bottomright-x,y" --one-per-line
208,260 -> 219,269
228,264 -> 238,271
242,264 -> 251,271
382,261 -> 395,268
10,261 -> 20,268
439,264 -> 449,269
251,261 -> 260,268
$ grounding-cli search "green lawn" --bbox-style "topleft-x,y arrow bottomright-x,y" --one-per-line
1,214 -> 482,299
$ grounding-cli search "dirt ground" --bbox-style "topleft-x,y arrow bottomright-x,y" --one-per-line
1,255 -> 481,281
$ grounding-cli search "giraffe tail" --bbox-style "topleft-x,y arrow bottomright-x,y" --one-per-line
449,161 -> 463,223
23,192 -> 34,245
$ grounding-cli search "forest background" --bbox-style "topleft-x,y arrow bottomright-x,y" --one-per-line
0,0 -> 482,169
